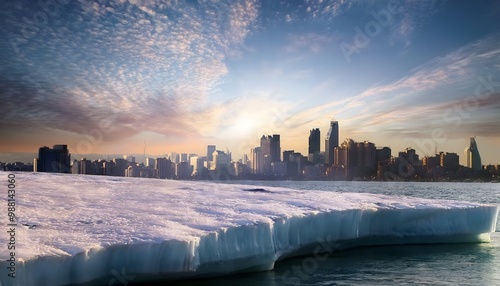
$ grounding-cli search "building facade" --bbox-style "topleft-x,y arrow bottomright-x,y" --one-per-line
465,137 -> 482,171
324,120 -> 339,165
36,145 -> 71,173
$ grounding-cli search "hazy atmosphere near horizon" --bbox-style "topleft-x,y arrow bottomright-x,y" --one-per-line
1,0 -> 499,164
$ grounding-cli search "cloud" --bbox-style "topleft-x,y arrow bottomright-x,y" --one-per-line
0,0 -> 259,148
304,0 -> 355,19
284,33 -> 337,54
279,33 -> 500,141
359,33 -> 500,98
391,0 -> 447,46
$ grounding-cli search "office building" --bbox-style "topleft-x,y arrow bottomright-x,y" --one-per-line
123,155 -> 135,163
440,152 -> 459,172
145,157 -> 155,167
190,156 -> 203,176
36,145 -> 71,173
251,147 -> 263,174
170,152 -> 179,164
155,157 -> 172,179
334,139 -> 376,178
465,137 -> 482,171
260,135 -> 281,163
207,145 -> 216,162
308,128 -> 321,155
376,147 -> 391,163
180,153 -> 188,163
113,158 -> 129,176
213,150 -> 231,172
324,120 -> 339,165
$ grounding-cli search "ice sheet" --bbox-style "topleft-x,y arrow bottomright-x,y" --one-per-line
0,172 -> 497,286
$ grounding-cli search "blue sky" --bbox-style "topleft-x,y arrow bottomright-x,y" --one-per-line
1,0 -> 499,164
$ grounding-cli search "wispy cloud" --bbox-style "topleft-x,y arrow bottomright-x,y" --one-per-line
284,33 -> 338,54
359,33 -> 500,98
285,33 -> 500,140
0,0 -> 259,146
391,0 -> 448,47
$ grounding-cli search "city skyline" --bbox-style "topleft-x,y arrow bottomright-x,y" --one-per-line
1,1 -> 499,164
11,133 -> 496,182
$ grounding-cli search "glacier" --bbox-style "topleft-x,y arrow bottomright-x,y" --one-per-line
0,172 -> 498,286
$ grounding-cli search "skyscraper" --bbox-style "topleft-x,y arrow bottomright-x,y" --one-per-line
155,157 -> 172,179
207,145 -> 216,161
324,120 -> 339,165
36,145 -> 71,173
270,135 -> 281,162
308,128 -> 320,155
251,147 -> 263,174
465,137 -> 482,171
260,135 -> 281,162
180,153 -> 188,163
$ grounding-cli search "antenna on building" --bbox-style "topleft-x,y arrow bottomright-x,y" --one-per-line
143,141 -> 146,161
435,143 -> 437,155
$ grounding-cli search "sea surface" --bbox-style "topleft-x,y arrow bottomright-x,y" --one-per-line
167,181 -> 500,286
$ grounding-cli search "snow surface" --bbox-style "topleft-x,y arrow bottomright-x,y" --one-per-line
0,172 -> 498,286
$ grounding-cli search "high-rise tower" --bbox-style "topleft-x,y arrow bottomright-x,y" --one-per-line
308,128 -> 320,155
324,120 -> 339,165
464,137 -> 482,171
260,135 -> 281,162
36,145 -> 71,173
207,145 -> 216,161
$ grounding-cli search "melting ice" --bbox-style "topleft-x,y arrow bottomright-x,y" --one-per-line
0,172 -> 498,286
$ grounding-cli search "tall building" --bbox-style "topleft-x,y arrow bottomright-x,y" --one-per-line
180,153 -> 188,163
170,152 -> 179,164
440,152 -> 459,172
213,150 -> 231,172
207,145 -> 216,161
71,159 -> 80,174
376,147 -> 391,163
251,147 -> 263,174
422,155 -> 440,169
259,135 -> 280,175
324,120 -> 339,165
308,128 -> 321,155
155,157 -> 172,179
80,158 -> 94,175
270,135 -> 281,162
282,150 -> 295,163
189,156 -> 202,176
145,157 -> 155,167
288,152 -> 306,177
123,155 -> 135,163
36,145 -> 71,173
125,165 -> 140,177
465,137 -> 482,171
334,139 -> 376,178
113,158 -> 129,176
260,135 -> 281,162
398,148 -> 419,165
175,162 -> 190,179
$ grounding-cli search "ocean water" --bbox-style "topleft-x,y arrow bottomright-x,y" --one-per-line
164,181 -> 500,286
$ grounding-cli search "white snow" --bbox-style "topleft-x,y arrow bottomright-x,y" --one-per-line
0,172 -> 498,286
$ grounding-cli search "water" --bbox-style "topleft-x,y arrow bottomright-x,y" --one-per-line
165,181 -> 500,286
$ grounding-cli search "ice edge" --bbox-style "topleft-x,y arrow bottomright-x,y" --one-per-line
2,205 -> 498,286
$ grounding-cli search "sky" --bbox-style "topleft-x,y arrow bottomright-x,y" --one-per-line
0,0 -> 499,165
